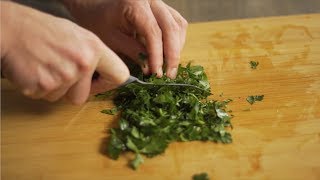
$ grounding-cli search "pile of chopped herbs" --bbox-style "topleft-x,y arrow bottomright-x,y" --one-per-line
99,63 -> 233,170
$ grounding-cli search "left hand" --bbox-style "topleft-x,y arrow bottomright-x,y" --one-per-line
64,0 -> 188,79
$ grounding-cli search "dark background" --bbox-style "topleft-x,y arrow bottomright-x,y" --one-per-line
13,0 -> 320,23
163,0 -> 320,22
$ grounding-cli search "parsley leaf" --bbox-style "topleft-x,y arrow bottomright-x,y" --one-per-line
249,61 -> 259,69
101,107 -> 118,115
193,172 -> 210,180
246,95 -> 264,105
130,153 -> 144,170
101,64 -> 233,170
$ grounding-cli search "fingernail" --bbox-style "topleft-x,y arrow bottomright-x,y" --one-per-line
167,68 -> 178,79
156,67 -> 163,77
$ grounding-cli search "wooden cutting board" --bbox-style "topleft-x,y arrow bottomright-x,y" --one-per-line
2,14 -> 320,180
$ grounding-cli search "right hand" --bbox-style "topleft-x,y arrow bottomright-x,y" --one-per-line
0,1 -> 130,105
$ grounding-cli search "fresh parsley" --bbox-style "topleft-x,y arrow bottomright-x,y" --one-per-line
246,95 -> 264,105
249,61 -> 259,69
101,107 -> 118,115
193,172 -> 210,180
100,63 -> 233,170
130,153 -> 144,170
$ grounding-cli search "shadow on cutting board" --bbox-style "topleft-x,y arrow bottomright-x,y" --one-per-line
1,90 -> 60,116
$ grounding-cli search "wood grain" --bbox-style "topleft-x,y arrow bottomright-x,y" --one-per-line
2,14 -> 320,180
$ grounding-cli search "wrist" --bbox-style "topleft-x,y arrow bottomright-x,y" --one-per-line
1,1 -> 28,59
1,1 -> 15,59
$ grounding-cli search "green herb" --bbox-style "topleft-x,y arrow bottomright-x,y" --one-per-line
249,61 -> 259,69
101,63 -> 233,170
95,91 -> 115,99
101,107 -> 118,115
130,153 -> 144,170
246,95 -> 264,105
193,172 -> 210,180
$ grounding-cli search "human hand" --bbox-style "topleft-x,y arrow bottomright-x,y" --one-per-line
0,1 -> 130,105
65,0 -> 188,79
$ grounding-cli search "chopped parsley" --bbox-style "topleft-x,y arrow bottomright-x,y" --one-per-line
101,107 -> 118,115
193,172 -> 210,180
130,153 -> 144,170
100,63 -> 233,170
249,61 -> 259,69
246,95 -> 264,105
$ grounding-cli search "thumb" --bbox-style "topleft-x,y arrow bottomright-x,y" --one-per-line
91,47 -> 130,94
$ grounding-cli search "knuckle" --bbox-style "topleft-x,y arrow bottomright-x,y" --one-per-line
150,24 -> 162,37
77,54 -> 93,73
168,22 -> 180,33
72,49 -> 96,74
180,18 -> 188,29
68,33 -> 100,73
79,42 -> 100,73
61,70 -> 75,82
39,80 -> 58,92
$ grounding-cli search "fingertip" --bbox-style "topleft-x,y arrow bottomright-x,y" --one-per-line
65,76 -> 91,106
142,64 -> 150,75
166,67 -> 178,79
154,67 -> 162,78
66,89 -> 89,105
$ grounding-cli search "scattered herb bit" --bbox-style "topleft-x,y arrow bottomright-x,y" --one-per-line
193,172 -> 210,180
219,92 -> 224,97
95,91 -> 116,99
249,61 -> 259,69
130,153 -> 144,170
246,95 -> 264,105
101,107 -> 118,115
100,63 -> 233,170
